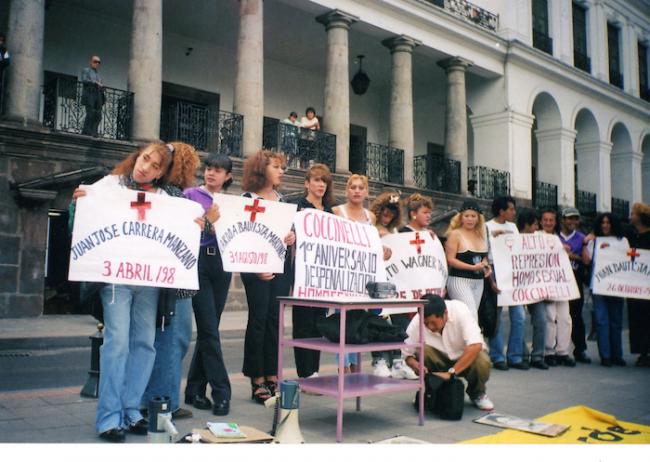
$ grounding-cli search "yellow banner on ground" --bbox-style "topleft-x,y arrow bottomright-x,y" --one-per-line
465,406 -> 650,444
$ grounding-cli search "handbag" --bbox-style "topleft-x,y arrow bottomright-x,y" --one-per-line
478,278 -> 498,338
413,373 -> 465,420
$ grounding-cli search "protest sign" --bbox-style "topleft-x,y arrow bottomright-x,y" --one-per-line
492,233 -> 579,306
592,237 -> 650,300
380,231 -> 448,315
293,209 -> 385,299
68,185 -> 203,290
212,193 -> 297,273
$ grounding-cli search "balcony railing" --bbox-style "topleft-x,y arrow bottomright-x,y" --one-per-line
575,189 -> 597,216
533,181 -> 558,209
423,0 -> 499,32
262,120 -> 336,172
533,29 -> 553,55
611,197 -> 630,220
160,101 -> 243,157
467,165 -> 510,200
609,69 -> 624,89
414,154 -> 461,194
360,142 -> 404,185
573,50 -> 591,73
42,77 -> 133,141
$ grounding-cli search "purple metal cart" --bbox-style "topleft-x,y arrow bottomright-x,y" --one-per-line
277,296 -> 426,443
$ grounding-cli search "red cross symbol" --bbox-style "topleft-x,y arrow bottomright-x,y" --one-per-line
627,248 -> 641,263
244,198 -> 266,222
409,232 -> 425,255
130,192 -> 151,221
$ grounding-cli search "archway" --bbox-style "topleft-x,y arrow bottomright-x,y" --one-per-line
573,108 -> 602,213
641,134 -> 650,204
610,122 -> 636,215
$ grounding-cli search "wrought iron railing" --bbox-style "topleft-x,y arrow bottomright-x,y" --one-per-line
423,0 -> 498,32
160,101 -> 243,156
611,197 -> 630,220
574,50 -> 591,73
262,120 -> 336,172
414,154 -> 461,194
575,189 -> 597,216
609,69 -> 624,89
42,77 -> 133,141
467,165 -> 510,200
359,142 -> 404,185
533,181 -> 558,209
533,29 -> 553,55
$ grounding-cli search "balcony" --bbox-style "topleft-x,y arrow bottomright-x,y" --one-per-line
533,181 -> 558,210
160,101 -> 243,157
414,154 -> 461,194
533,29 -> 553,55
611,197 -> 630,220
423,0 -> 499,32
262,120 -> 336,172
467,165 -> 510,200
609,69 -> 624,89
357,143 -> 404,185
573,50 -> 591,73
42,77 -> 133,141
575,189 -> 597,216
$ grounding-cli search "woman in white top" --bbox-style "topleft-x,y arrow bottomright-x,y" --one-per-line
300,106 -> 320,131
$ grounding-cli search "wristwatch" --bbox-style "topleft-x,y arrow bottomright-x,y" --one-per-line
447,367 -> 456,378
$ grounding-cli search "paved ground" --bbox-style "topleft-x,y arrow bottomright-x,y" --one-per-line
1,311 -> 649,446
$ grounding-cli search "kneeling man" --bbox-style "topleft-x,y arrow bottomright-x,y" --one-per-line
403,294 -> 494,411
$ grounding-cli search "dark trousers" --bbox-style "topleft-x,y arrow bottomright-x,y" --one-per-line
185,249 -> 232,401
292,306 -> 327,377
82,103 -> 102,136
241,272 -> 290,378
569,272 -> 587,356
628,299 -> 650,355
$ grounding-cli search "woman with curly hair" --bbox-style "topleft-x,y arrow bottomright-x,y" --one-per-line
240,150 -> 296,403
370,191 -> 402,237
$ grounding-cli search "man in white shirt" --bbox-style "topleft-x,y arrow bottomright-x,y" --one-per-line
403,294 -> 494,411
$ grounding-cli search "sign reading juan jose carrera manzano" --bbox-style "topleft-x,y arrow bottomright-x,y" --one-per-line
68,185 -> 203,290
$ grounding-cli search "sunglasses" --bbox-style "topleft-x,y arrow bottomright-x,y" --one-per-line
92,60 -> 101,64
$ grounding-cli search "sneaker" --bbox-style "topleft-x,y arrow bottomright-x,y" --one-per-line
391,360 -> 418,380
472,394 -> 494,411
172,407 -> 193,420
305,372 -> 319,379
372,359 -> 391,378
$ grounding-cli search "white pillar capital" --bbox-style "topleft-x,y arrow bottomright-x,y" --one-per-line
316,9 -> 358,31
438,56 -> 473,73
534,127 -> 578,143
382,35 -> 421,54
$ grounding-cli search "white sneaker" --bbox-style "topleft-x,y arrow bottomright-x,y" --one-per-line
373,359 -> 391,378
390,360 -> 419,380
472,394 -> 494,411
305,372 -> 319,379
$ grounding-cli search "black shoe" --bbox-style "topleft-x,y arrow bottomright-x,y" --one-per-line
212,400 -> 230,416
557,355 -> 576,367
509,361 -> 530,370
601,358 -> 612,367
636,355 -> 650,367
611,358 -> 626,366
544,355 -> 557,367
127,419 -> 149,435
574,352 -> 592,364
530,360 -> 549,370
172,408 -> 193,419
185,394 -> 212,410
99,428 -> 125,443
492,361 -> 509,371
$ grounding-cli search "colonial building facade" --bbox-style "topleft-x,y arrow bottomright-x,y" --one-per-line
0,0 -> 648,318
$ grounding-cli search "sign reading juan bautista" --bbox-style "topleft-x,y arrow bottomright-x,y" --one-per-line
293,209 -> 385,299
591,237 -> 650,300
492,233 -> 579,306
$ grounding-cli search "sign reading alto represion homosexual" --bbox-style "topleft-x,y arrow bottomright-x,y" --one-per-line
68,184 -> 203,290
293,209 -> 386,299
492,233 -> 579,306
591,237 -> 650,300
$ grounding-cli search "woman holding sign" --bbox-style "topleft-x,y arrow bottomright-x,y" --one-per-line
240,150 -> 296,403
627,203 -> 650,367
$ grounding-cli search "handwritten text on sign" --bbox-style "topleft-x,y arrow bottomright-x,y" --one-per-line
212,194 -> 297,273
68,184 -> 203,289
293,209 -> 386,299
381,232 -> 448,315
492,233 -> 579,306
592,237 -> 650,300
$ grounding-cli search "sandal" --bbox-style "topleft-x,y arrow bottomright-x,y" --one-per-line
251,381 -> 272,404
265,380 -> 278,396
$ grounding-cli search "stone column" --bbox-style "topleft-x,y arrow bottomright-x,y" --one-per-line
611,151 -> 643,204
534,128 -> 577,206
234,0 -> 264,156
382,35 -> 420,186
317,10 -> 358,174
643,155 -> 650,204
622,23 -> 640,96
128,0 -> 163,142
3,0 -> 45,125
549,0 -> 574,65
587,1 -> 608,81
438,57 -> 471,194
575,141 -> 612,212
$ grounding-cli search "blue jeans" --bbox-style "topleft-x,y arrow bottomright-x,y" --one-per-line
96,284 -> 159,434
142,297 -> 193,412
593,295 -> 624,360
489,305 -> 525,364
527,303 -> 547,363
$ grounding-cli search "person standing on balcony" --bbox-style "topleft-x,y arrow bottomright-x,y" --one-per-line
0,34 -> 10,112
281,111 -> 300,162
80,55 -> 105,137
300,107 -> 320,131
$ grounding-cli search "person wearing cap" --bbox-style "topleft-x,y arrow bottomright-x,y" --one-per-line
80,55 -> 105,137
445,200 -> 491,321
627,202 -> 650,367
402,294 -> 494,411
559,207 -> 591,364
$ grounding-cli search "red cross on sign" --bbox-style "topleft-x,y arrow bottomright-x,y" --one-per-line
244,198 -> 266,222
627,248 -> 641,263
409,232 -> 425,255
130,192 -> 151,221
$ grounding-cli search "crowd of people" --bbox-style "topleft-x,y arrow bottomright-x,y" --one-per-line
70,142 -> 650,443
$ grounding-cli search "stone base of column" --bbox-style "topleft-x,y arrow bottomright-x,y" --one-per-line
0,114 -> 45,129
